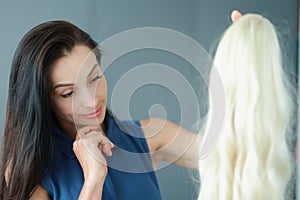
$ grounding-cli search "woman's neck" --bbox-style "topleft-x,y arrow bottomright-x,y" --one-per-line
58,121 -> 77,139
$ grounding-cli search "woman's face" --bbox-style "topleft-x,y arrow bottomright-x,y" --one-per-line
49,45 -> 107,135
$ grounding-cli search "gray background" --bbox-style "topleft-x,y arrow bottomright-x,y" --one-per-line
0,0 -> 298,199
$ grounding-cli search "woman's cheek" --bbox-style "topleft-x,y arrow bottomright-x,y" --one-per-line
53,100 -> 74,116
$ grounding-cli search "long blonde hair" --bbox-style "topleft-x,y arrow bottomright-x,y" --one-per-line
199,14 -> 295,200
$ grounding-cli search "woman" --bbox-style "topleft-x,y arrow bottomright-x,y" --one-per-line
0,21 -> 199,199
199,14 -> 296,200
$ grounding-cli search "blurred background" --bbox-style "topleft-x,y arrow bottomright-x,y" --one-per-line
0,0 -> 298,199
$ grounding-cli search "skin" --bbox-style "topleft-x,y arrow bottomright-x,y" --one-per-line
231,10 -> 242,22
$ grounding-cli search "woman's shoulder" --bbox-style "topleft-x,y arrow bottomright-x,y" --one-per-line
29,185 -> 50,200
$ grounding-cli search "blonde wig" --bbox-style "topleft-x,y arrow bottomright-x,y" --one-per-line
199,14 -> 295,200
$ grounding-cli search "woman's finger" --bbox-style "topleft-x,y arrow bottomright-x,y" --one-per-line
231,10 -> 242,22
98,137 -> 113,156
78,128 -> 114,157
77,125 -> 100,138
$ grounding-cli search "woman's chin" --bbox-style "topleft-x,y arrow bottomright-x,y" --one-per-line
74,116 -> 104,127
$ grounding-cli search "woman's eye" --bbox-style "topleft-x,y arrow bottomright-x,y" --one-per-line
90,75 -> 102,83
61,91 -> 73,98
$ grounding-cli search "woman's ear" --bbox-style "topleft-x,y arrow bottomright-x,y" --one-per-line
231,10 -> 242,22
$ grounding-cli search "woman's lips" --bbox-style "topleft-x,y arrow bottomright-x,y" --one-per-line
83,107 -> 102,118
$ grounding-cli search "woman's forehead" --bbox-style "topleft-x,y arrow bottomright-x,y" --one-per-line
50,45 -> 99,83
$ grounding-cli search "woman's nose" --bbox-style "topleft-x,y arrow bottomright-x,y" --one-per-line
75,87 -> 97,108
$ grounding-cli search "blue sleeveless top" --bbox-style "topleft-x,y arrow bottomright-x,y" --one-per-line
41,112 -> 162,200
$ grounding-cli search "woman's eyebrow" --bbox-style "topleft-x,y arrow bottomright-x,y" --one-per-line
52,64 -> 99,91
52,83 -> 74,91
87,64 -> 99,77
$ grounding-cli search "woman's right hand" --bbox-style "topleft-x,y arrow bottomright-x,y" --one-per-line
73,126 -> 114,199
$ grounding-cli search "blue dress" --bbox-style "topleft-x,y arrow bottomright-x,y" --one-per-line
41,112 -> 162,200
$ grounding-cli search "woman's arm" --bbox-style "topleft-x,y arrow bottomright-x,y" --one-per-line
29,179 -> 106,200
29,182 -> 107,200
29,185 -> 51,200
29,126 -> 114,200
141,118 -> 201,169
74,126 -> 114,200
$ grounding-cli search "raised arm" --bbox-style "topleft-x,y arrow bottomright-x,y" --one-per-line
141,118 -> 201,169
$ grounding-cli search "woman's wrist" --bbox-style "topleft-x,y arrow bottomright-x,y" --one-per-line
83,168 -> 107,183
79,178 -> 104,200
84,176 -> 105,187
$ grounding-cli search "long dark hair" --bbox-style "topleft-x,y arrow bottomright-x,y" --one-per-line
0,20 -> 99,199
